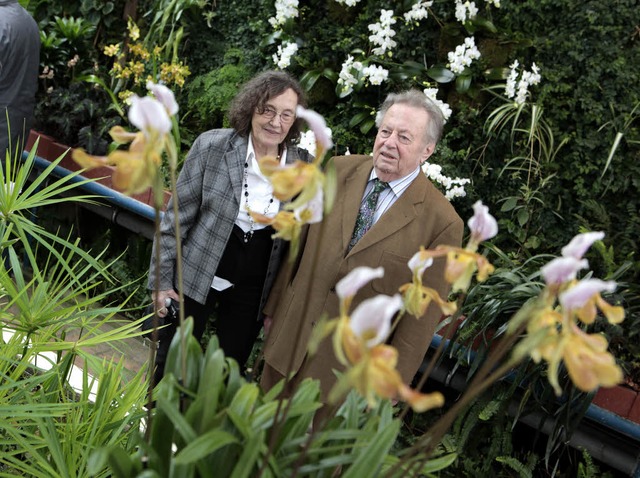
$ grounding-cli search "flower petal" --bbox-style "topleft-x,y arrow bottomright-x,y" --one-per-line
147,81 -> 179,116
408,248 -> 434,277
467,200 -> 498,244
561,231 -> 604,259
559,278 -> 617,311
336,266 -> 384,300
296,105 -> 333,152
350,294 -> 403,347
128,95 -> 172,135
540,256 -> 588,285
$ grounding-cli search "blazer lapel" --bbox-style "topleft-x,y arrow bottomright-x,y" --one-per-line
224,134 -> 247,206
348,173 -> 426,255
341,161 -> 373,253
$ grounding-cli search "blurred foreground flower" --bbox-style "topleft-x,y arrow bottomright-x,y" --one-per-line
514,231 -> 625,395
252,106 -> 336,258
407,200 -> 497,295
322,267 -> 445,412
399,247 -> 457,318
72,82 -> 177,195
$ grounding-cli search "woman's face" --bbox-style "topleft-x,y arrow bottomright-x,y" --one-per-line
250,88 -> 298,156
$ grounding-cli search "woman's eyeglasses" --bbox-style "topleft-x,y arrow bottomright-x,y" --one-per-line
260,105 -> 296,124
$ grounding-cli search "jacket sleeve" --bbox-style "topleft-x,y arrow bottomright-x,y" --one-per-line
147,133 -> 210,292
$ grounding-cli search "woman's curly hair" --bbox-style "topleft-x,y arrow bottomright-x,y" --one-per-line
228,70 -> 307,145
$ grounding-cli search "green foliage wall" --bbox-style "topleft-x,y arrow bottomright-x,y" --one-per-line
26,0 -> 639,275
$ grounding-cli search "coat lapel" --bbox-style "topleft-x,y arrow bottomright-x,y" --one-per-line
341,161 -> 373,253
224,134 -> 247,206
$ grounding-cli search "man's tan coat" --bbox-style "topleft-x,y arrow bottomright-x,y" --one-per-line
262,155 -> 464,397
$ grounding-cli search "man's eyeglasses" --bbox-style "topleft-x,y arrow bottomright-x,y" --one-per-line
260,105 -> 296,124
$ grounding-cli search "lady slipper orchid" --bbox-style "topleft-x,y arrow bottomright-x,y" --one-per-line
72,86 -> 179,196
332,293 -> 445,412
146,81 -> 179,116
559,278 -> 624,325
467,200 -> 498,250
400,247 -> 457,317
444,248 -> 495,293
561,231 -> 604,259
349,294 -> 402,348
128,95 -> 172,137
407,247 -> 434,278
563,326 -> 624,393
336,266 -> 385,302
295,105 -> 333,160
540,256 -> 589,286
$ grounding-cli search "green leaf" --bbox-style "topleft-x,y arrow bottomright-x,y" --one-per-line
501,197 -> 518,212
341,420 -> 401,478
349,111 -> 370,128
359,118 -> 375,134
174,430 -> 238,464
229,429 -> 265,478
470,16 -> 498,33
517,208 -> 529,226
300,69 -> 322,91
456,75 -> 472,93
426,66 -> 456,83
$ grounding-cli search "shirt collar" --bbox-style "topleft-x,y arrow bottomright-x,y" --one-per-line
247,135 -> 287,167
369,166 -> 420,194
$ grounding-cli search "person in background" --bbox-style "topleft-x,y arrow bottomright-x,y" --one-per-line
148,70 -> 312,382
261,89 -> 464,403
0,0 -> 40,161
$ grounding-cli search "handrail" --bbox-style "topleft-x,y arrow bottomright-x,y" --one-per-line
427,333 -> 640,475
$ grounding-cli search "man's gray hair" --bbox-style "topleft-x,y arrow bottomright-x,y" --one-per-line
375,89 -> 445,145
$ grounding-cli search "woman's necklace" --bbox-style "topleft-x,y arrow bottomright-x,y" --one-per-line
242,157 -> 276,243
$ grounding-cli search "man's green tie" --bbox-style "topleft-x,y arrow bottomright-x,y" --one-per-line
348,179 -> 389,251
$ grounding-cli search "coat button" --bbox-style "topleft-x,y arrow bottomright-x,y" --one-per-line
329,286 -> 335,292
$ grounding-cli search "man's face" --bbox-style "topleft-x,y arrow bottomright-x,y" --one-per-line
372,103 -> 435,182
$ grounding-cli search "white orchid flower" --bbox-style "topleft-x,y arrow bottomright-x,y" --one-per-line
350,294 -> 403,348
147,81 -> 179,116
561,231 -> 604,259
559,279 -> 617,311
336,266 -> 384,300
128,95 -> 172,136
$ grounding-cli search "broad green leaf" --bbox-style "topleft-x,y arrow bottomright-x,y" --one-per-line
341,420 -> 401,478
229,429 -> 265,478
501,197 -> 518,212
517,208 -> 529,226
174,430 -> 238,464
426,66 -> 455,83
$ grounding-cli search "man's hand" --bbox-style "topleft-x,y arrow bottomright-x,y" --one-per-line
152,289 -> 180,318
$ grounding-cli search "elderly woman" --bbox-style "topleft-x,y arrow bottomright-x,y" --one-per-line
148,70 -> 311,381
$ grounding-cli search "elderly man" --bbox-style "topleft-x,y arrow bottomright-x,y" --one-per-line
261,89 -> 464,401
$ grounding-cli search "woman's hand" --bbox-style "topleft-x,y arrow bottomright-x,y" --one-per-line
152,289 -> 180,317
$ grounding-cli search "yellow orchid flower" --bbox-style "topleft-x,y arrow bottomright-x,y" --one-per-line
72,84 -> 177,196
259,157 -> 320,202
399,282 -> 457,318
559,278 -> 625,325
330,293 -> 445,412
563,325 -> 623,393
